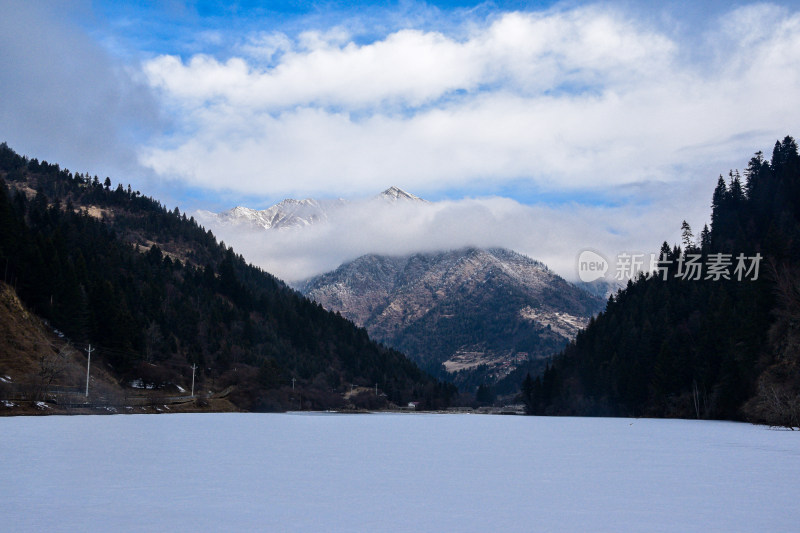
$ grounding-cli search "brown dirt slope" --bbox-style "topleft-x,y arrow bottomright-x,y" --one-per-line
0,282 -> 238,415
0,281 -> 67,381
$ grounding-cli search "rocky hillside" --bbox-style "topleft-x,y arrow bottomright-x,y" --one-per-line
300,248 -> 604,389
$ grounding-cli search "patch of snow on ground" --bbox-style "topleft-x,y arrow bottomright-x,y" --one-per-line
34,402 -> 49,409
175,385 -> 186,392
0,414 -> 798,532
3,401 -> 15,407
0,375 -> 11,383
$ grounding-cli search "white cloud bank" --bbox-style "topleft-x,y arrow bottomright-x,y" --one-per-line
200,187 -> 702,283
139,3 -> 800,198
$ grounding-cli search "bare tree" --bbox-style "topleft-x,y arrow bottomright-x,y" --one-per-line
744,263 -> 800,428
752,382 -> 800,429
35,344 -> 74,401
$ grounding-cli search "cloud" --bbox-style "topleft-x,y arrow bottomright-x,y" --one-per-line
138,4 -> 800,200
144,2 -> 797,281
144,8 -> 671,109
0,0 -> 161,182
198,182 -> 712,284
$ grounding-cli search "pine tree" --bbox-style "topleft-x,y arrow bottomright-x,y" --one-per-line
680,221 -> 694,251
520,372 -> 535,414
700,224 -> 711,252
745,151 -> 767,200
710,175 -> 728,234
729,170 -> 744,203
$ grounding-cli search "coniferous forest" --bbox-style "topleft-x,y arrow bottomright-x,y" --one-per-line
0,142 -> 454,411
521,136 -> 800,426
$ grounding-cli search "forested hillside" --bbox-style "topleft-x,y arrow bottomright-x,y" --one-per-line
522,136 -> 800,426
0,143 -> 453,411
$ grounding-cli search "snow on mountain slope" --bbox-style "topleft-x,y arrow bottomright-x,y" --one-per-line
197,198 -> 346,230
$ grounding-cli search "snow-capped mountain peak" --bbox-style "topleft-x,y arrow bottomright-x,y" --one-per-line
227,206 -> 260,221
379,186 -> 426,203
196,188 -> 426,232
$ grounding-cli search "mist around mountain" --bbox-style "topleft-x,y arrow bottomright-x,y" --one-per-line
196,186 -> 425,232
300,247 -> 604,391
202,187 -> 605,394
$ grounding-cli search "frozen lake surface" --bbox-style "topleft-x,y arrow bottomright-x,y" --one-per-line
1,413 -> 798,532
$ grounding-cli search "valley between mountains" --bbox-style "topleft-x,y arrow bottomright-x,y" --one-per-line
200,187 -> 605,391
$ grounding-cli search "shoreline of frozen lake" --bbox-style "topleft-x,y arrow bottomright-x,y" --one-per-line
2,413 -> 797,532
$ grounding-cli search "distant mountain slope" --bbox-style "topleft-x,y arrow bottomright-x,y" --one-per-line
0,143 -> 453,412
300,248 -> 604,389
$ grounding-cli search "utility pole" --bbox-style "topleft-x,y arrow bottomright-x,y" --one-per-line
191,363 -> 197,397
85,344 -> 94,397
292,377 -> 296,391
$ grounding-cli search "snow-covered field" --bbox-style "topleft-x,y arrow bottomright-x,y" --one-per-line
1,413 -> 797,532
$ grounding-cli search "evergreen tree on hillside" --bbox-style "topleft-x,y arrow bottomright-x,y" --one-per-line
680,221 -> 694,250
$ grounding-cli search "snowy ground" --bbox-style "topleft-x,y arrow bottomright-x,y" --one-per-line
1,413 -> 798,532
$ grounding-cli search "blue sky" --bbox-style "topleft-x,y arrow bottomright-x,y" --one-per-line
2,0 -> 800,279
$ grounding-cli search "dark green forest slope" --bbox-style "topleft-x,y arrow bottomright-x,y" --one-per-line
521,136 -> 800,426
0,143 -> 453,411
